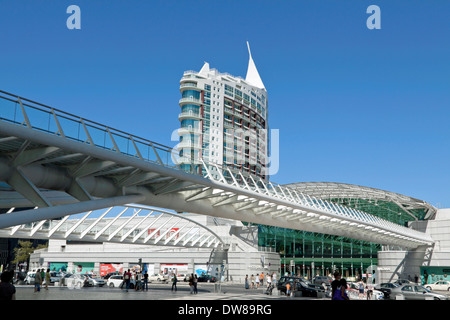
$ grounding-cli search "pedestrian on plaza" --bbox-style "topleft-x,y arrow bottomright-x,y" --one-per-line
260,272 -> 264,286
286,282 -> 291,297
189,274 -> 194,294
34,269 -> 42,293
331,271 -> 341,300
124,269 -> 132,292
358,280 -> 365,299
251,274 -> 255,289
171,274 -> 178,292
333,278 -> 349,300
245,275 -> 249,289
135,272 -> 142,291
266,273 -> 272,289
143,271 -> 149,291
255,274 -> 260,289
0,270 -> 16,300
45,269 -> 51,290
340,278 -> 350,300
193,274 -> 198,294
366,285 -> 372,300
272,272 -> 277,287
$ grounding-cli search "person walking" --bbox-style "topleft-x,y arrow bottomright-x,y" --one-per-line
193,274 -> 198,294
143,271 -> 149,291
331,271 -> 341,300
189,274 -> 194,294
332,278 -> 350,300
286,282 -> 291,297
34,269 -> 42,293
255,274 -> 260,289
266,273 -> 272,289
124,269 -> 132,292
251,274 -> 255,289
340,278 -> 350,300
358,280 -> 365,299
366,285 -> 373,300
135,272 -> 142,291
260,272 -> 264,286
45,269 -> 51,290
244,275 -> 249,289
0,270 -> 16,300
171,274 -> 178,292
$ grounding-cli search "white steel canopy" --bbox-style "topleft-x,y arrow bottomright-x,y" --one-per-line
0,204 -> 226,249
285,182 -> 437,220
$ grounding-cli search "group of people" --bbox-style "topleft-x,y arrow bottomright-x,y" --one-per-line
33,268 -> 51,292
244,272 -> 277,290
121,269 -> 148,292
332,271 -> 378,300
120,270 -> 199,294
331,271 -> 350,300
187,273 -> 198,294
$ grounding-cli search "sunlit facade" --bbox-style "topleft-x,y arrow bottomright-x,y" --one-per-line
177,43 -> 269,182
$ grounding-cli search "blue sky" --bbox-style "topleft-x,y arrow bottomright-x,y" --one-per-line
1,1 -> 450,207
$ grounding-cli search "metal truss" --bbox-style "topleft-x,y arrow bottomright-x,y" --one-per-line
0,204 -> 226,249
0,90 -> 435,249
284,182 -> 437,220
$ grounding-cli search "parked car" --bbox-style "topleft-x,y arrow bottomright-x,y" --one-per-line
277,276 -> 301,294
277,276 -> 311,294
390,284 -> 448,300
178,273 -> 189,282
348,282 -> 384,300
425,280 -> 450,291
49,271 -> 65,284
24,271 -> 37,285
148,273 -> 168,283
107,275 -> 124,288
295,279 -> 326,297
375,282 -> 400,299
103,272 -> 122,280
197,274 -> 217,282
312,276 -> 333,288
393,279 -> 412,286
65,274 -> 89,289
86,274 -> 106,287
108,273 -> 137,288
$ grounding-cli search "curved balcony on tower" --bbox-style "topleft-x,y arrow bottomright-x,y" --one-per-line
179,89 -> 202,106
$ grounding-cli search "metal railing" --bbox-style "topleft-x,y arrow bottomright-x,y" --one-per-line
0,90 -> 173,167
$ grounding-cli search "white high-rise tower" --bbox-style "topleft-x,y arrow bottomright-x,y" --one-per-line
177,43 -> 268,182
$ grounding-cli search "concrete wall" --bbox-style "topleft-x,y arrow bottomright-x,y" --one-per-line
377,208 -> 450,283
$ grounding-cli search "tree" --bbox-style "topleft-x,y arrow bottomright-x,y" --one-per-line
11,240 -> 47,270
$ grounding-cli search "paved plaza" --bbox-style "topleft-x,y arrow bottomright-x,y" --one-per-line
14,282 -> 323,300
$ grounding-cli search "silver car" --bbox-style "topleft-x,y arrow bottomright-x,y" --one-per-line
86,274 -> 106,287
390,284 -> 448,300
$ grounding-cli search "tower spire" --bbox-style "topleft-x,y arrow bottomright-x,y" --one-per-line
245,41 -> 265,89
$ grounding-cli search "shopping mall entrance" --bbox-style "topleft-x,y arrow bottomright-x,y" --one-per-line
281,258 -> 377,282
